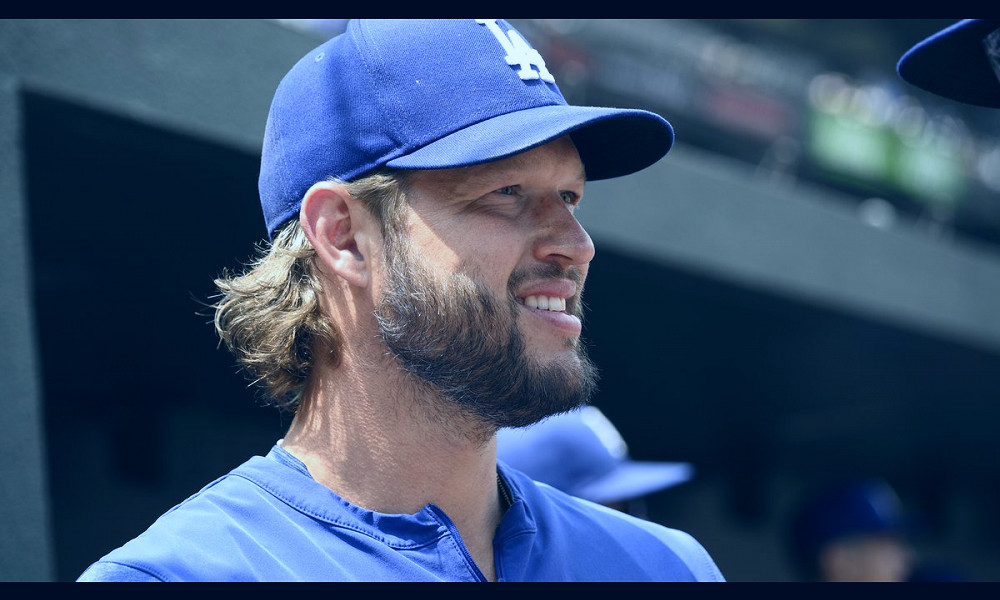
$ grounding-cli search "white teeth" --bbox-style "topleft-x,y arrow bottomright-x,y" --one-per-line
524,295 -> 566,312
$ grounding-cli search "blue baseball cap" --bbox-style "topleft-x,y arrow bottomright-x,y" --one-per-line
259,19 -> 675,238
497,406 -> 694,504
789,478 -> 911,572
897,19 -> 1000,108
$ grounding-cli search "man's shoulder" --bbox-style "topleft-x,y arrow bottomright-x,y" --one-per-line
76,452 -> 311,582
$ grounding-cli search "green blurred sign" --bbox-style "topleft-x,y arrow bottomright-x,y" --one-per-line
808,110 -> 965,208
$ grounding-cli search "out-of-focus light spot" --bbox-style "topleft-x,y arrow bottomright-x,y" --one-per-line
893,101 -> 929,143
858,197 -> 897,229
976,145 -> 1000,192
808,73 -> 852,114
809,110 -> 891,179
893,141 -> 965,206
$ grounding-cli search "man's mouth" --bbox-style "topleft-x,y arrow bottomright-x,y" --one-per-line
520,295 -> 568,313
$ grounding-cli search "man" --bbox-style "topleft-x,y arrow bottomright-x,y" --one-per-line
77,19 -> 724,582
497,405 -> 694,517
786,478 -> 915,582
897,19 -> 1000,108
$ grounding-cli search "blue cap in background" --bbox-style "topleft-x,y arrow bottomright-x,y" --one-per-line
897,19 -> 1000,107
497,406 -> 693,504
790,477 -> 911,569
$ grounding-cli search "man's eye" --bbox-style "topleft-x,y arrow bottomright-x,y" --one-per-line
496,185 -> 518,196
561,191 -> 580,205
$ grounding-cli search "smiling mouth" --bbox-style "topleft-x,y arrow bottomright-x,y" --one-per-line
519,295 -> 568,312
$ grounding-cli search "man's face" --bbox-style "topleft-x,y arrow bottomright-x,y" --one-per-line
373,136 -> 598,429
819,534 -> 914,582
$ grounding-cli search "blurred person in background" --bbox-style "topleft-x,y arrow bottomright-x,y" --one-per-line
897,19 -> 1000,109
497,406 -> 694,518
907,559 -> 972,582
786,478 -> 916,582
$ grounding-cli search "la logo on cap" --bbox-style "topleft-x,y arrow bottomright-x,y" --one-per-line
477,19 -> 555,83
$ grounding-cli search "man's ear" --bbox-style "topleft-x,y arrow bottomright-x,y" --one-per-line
299,181 -> 374,289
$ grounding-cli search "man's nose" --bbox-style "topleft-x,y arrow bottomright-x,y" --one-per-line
531,196 -> 596,269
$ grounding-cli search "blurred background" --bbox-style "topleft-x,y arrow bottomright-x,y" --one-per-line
2,19 -> 999,581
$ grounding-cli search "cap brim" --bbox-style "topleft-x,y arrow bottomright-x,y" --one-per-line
386,104 -> 675,181
897,19 -> 1000,108
575,461 -> 694,504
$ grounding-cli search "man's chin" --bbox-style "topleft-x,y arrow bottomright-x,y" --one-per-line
519,324 -> 585,354
489,399 -> 589,431
491,364 -> 597,429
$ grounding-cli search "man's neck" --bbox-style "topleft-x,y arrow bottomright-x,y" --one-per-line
280,354 -> 504,580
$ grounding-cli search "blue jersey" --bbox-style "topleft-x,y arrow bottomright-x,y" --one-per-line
78,444 -> 724,582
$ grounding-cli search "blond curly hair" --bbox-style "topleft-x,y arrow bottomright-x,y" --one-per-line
213,170 -> 409,412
